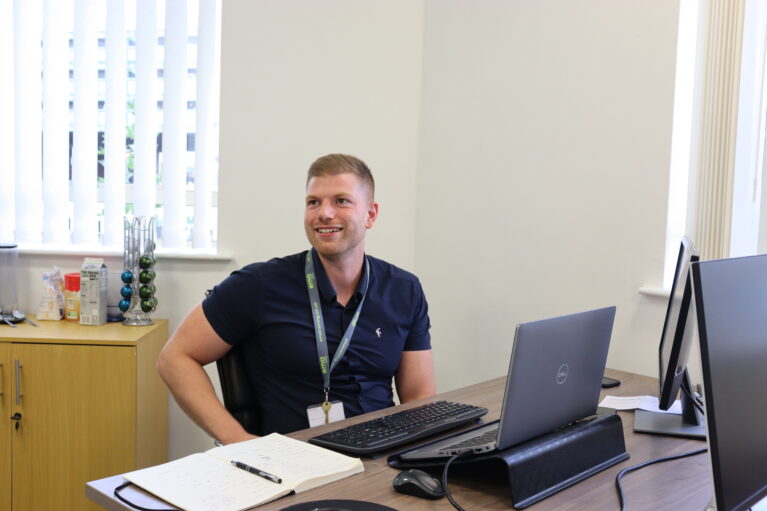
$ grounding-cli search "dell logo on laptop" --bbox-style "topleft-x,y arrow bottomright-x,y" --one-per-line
556,363 -> 569,384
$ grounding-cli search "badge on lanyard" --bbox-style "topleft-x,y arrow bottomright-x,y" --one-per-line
304,249 -> 369,426
307,399 -> 346,427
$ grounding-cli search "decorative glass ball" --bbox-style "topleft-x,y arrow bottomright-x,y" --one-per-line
118,299 -> 131,312
138,270 -> 156,284
139,284 -> 155,300
140,299 -> 157,313
121,270 -> 134,284
139,255 -> 156,269
120,285 -> 133,299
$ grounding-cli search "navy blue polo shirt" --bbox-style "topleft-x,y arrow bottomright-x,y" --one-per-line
202,249 -> 431,435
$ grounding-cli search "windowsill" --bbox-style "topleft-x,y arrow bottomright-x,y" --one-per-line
155,248 -> 232,262
18,244 -> 232,262
638,286 -> 670,298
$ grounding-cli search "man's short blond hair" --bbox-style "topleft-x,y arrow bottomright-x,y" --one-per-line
306,154 -> 375,199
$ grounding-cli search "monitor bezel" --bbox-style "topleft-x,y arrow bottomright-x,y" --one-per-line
657,237 -> 699,410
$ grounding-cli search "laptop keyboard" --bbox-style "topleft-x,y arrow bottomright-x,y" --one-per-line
307,400 -> 488,455
441,426 -> 499,451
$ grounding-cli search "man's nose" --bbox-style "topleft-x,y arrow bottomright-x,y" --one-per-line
318,201 -> 335,220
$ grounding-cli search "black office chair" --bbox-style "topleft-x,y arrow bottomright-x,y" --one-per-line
216,346 -> 262,436
206,289 -> 262,436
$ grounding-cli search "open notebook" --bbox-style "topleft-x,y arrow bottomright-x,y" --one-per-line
123,433 -> 364,511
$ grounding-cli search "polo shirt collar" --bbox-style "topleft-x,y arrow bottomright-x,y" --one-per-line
310,248 -> 371,306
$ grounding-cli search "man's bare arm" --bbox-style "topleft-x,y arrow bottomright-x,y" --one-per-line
394,349 -> 437,403
156,303 -> 256,444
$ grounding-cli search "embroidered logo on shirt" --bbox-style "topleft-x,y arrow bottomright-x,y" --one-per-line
375,328 -> 382,338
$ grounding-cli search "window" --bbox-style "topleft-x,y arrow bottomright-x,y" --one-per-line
664,0 -> 767,284
0,0 -> 221,251
730,0 -> 767,257
664,0 -> 702,288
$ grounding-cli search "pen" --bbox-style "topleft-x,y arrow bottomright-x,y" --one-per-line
230,460 -> 282,484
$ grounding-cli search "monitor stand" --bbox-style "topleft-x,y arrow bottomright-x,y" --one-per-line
633,372 -> 707,439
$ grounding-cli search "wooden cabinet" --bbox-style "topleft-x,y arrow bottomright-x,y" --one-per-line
0,318 -> 168,511
0,342 -> 10,511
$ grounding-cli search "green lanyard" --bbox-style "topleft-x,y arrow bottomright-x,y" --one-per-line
305,249 -> 370,399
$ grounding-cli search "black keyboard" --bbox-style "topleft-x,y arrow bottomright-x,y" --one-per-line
308,400 -> 488,455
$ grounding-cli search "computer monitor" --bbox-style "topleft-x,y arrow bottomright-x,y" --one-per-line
633,237 -> 706,438
693,254 -> 767,511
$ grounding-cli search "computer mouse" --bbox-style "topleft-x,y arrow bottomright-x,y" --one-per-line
392,469 -> 445,499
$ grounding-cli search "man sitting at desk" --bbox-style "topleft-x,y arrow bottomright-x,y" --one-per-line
157,154 -> 437,444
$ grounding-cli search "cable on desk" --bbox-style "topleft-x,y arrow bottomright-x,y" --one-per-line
114,481 -> 177,511
442,451 -> 473,511
680,384 -> 705,415
614,447 -> 708,511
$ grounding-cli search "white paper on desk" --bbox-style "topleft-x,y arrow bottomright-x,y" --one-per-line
599,395 -> 682,415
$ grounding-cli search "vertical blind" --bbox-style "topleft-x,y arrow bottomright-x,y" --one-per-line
693,0 -> 744,261
0,0 -> 221,250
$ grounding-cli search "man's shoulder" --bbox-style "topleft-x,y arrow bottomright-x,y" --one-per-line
239,251 -> 306,278
367,255 -> 421,285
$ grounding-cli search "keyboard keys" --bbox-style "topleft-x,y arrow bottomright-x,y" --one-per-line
445,428 -> 499,449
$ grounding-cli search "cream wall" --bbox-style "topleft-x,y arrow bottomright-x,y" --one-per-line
416,0 -> 681,391
216,0 -> 424,268
13,0 -> 682,460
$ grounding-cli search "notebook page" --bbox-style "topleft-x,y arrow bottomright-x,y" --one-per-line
124,452 -> 288,511
208,433 -> 364,492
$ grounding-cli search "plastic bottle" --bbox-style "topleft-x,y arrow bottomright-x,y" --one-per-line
64,273 -> 81,322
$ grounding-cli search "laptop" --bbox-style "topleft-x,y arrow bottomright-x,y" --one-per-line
401,306 -> 615,460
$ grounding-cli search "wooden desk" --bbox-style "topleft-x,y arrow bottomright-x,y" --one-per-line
86,369 -> 713,510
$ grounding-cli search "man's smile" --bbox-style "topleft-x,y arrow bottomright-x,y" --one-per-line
316,227 -> 343,236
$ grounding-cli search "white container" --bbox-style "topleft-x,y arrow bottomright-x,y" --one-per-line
0,244 -> 19,319
80,258 -> 108,326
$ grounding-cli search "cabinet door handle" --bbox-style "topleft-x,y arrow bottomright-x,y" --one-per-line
14,360 -> 22,405
0,362 -> 3,397
10,412 -> 21,430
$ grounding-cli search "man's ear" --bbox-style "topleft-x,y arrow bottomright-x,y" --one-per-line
366,201 -> 379,229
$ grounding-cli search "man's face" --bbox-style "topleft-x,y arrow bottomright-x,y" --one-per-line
304,173 -> 378,261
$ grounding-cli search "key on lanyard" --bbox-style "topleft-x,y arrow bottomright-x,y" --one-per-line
322,389 -> 332,424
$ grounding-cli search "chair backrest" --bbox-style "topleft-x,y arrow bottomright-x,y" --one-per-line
206,289 -> 261,436
216,347 -> 262,436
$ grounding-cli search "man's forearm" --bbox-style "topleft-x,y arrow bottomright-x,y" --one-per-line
157,354 -> 255,444
399,387 -> 437,403
394,349 -> 437,403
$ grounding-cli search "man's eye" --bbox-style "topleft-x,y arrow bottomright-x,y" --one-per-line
337,198 -> 350,205
306,200 -> 318,207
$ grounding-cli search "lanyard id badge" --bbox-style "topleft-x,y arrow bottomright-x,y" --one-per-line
305,249 -> 369,425
307,400 -> 346,427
